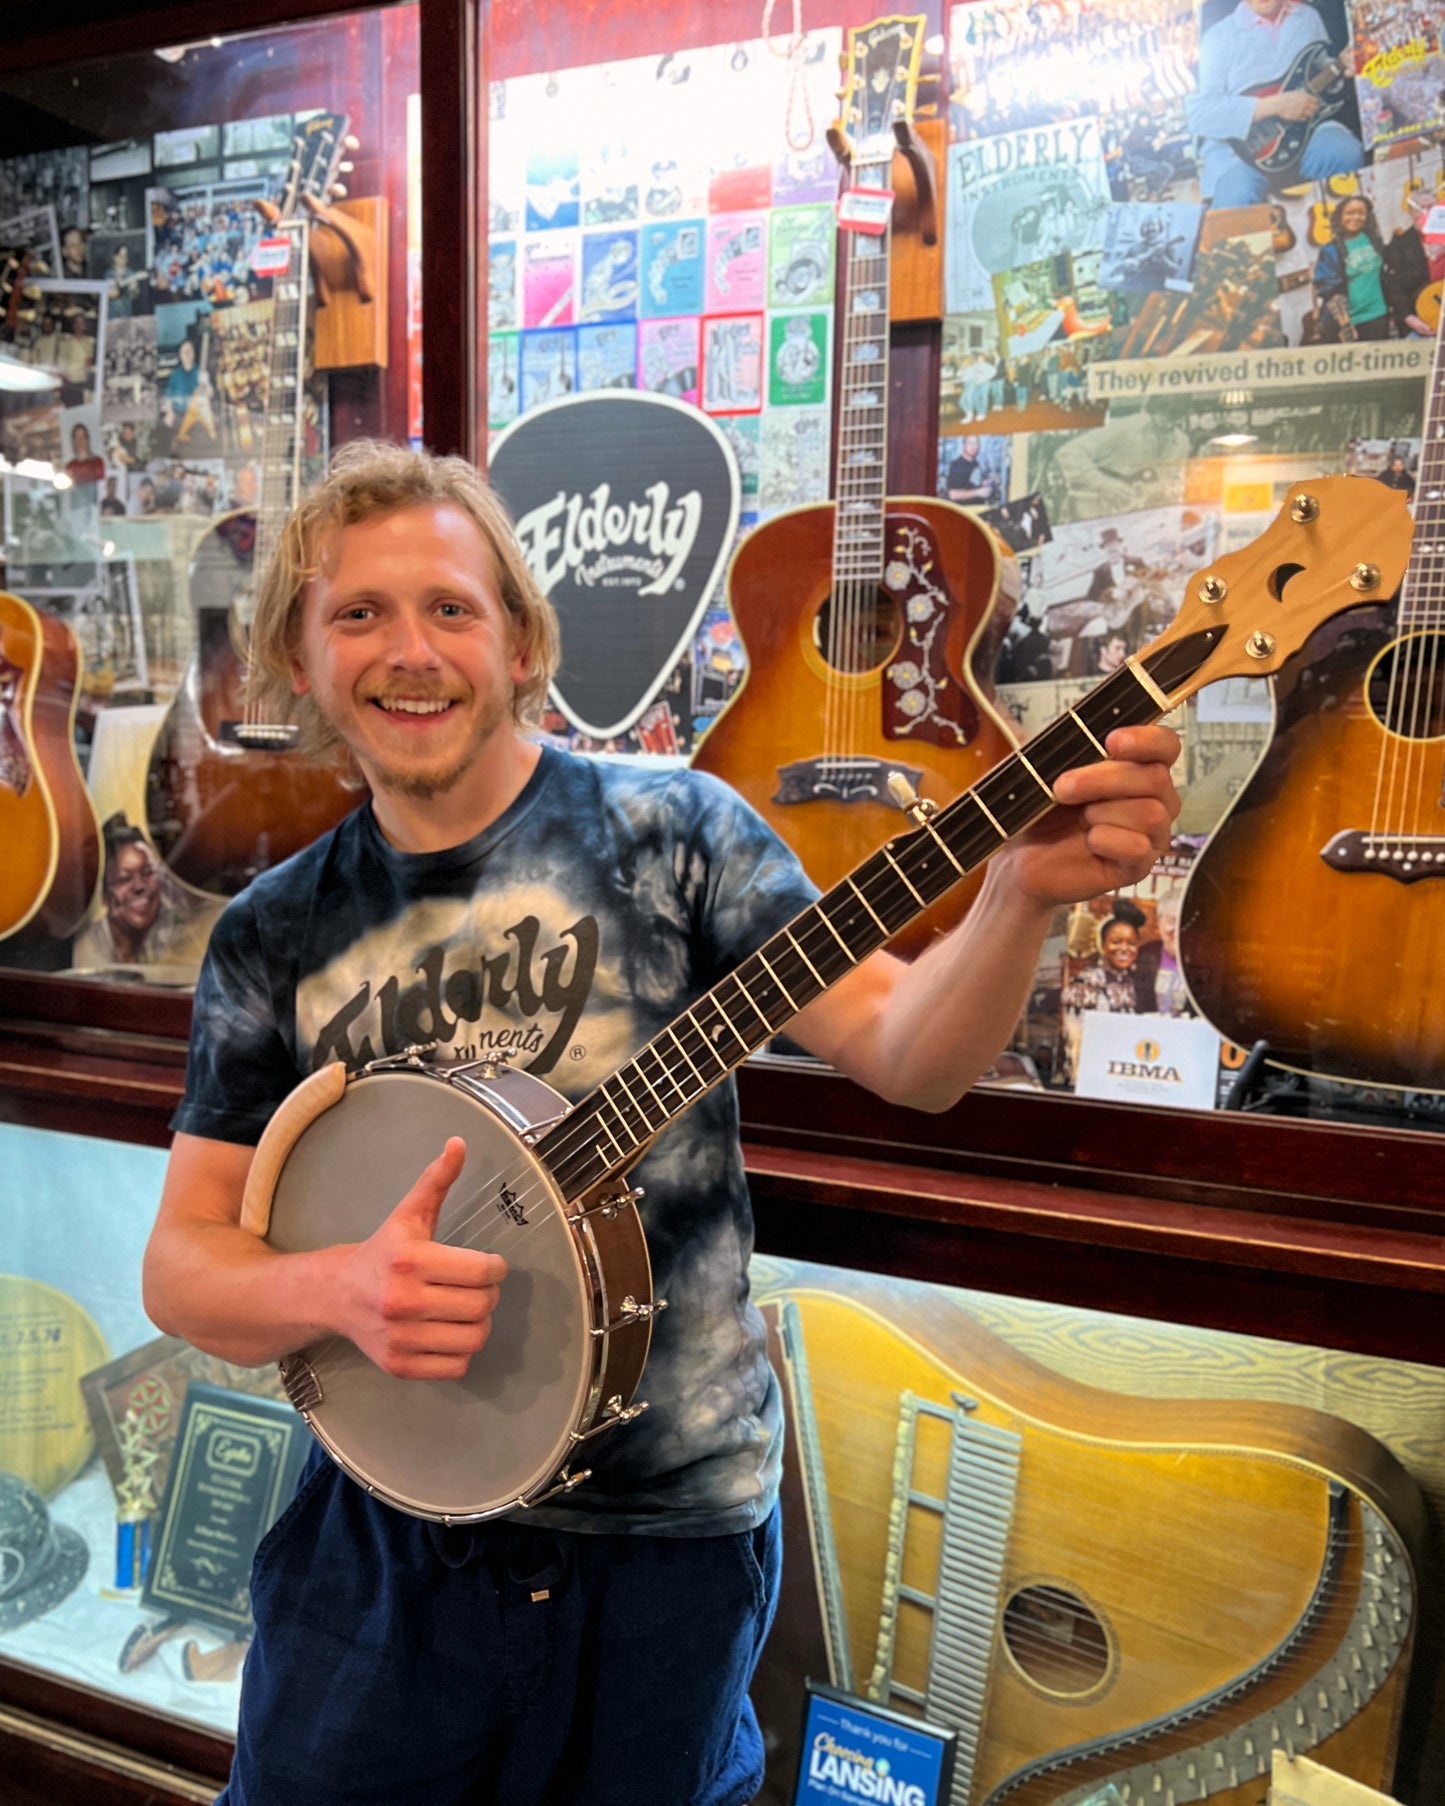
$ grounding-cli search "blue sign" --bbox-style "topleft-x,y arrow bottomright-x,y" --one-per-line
794,1685 -> 954,1806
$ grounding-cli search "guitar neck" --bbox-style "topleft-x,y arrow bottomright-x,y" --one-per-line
833,158 -> 893,591
251,218 -> 311,589
534,627 -> 1220,1199
1399,292 -> 1444,630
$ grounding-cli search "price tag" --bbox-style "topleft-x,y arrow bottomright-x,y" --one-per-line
1421,202 -> 1445,246
837,186 -> 894,236
251,237 -> 292,277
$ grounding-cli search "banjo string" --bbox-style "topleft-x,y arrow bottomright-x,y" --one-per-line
299,885 -> 904,1384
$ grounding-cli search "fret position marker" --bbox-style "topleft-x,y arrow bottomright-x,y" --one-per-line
847,877 -> 889,936
757,952 -> 800,1012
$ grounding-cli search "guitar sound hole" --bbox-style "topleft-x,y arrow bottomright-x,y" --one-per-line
1366,634 -> 1445,740
1001,1583 -> 1111,1695
812,588 -> 901,674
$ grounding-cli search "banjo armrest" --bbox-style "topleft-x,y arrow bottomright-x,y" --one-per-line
240,1062 -> 349,1237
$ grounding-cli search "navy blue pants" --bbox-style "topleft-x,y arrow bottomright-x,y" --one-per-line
219,1447 -> 781,1806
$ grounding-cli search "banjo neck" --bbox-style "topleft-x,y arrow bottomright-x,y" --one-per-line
533,643 -> 1187,1202
532,465 -> 1416,1205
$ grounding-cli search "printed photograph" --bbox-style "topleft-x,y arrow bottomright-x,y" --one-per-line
948,0 -> 1200,139
1185,0 -> 1363,209
579,231 -> 640,323
701,313 -> 763,414
102,317 -> 159,422
1100,202 -> 1204,292
946,120 -> 1113,316
4,474 -> 101,589
576,322 -> 638,392
982,489 -> 1053,552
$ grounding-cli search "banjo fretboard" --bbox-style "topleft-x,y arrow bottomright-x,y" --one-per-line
534,628 -> 1220,1201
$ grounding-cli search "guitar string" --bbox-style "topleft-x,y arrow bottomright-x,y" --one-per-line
1372,319 -> 1443,855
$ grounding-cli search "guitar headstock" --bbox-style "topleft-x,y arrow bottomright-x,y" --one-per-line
838,14 -> 927,164
275,111 -> 354,226
1139,475 -> 1414,705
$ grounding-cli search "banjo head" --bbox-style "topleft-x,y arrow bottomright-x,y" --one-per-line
265,1067 -> 606,1521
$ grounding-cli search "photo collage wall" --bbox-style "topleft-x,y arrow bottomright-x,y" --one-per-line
486,29 -> 844,756
935,0 -> 1442,1099
0,120 -> 330,709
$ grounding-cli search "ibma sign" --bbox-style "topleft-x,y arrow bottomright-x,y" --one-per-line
489,392 -> 739,741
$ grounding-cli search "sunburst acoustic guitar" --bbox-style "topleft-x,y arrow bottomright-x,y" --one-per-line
1179,313 -> 1445,1091
144,112 -> 363,899
771,1274 -> 1426,1806
0,591 -> 103,942
691,14 -> 1018,960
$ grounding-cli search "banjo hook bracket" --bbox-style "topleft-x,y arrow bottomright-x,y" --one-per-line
361,1043 -> 437,1073
591,1296 -> 669,1337
570,1396 -> 651,1444
526,1466 -> 594,1507
568,1184 -> 646,1224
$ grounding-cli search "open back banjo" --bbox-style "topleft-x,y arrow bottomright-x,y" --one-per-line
240,478 -> 1411,1524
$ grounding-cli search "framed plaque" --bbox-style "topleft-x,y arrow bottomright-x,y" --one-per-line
81,1334 -> 288,1507
794,1682 -> 956,1806
141,1381 -> 310,1636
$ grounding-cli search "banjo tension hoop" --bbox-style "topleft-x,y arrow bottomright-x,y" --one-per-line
591,1296 -> 669,1337
279,1354 -> 324,1413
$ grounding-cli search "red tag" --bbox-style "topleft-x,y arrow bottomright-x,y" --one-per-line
1422,202 -> 1445,246
251,237 -> 292,277
837,187 -> 893,236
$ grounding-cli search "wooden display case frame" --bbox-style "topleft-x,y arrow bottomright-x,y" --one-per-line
2,0 -> 1443,1800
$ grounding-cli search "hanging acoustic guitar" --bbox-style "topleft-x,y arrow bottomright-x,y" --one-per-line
0,591 -> 103,942
690,13 -> 1019,961
238,476 -> 1412,1524
1179,311 -> 1445,1090
144,113 -> 363,898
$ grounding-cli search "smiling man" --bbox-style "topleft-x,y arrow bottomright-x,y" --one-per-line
143,439 -> 1180,1806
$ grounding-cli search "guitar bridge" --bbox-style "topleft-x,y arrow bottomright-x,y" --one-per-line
223,721 -> 302,750
1321,830 -> 1445,884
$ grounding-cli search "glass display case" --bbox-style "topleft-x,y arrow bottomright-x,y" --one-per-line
2,0 -> 1444,1800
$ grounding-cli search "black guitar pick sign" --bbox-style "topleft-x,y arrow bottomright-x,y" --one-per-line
489,392 -> 739,739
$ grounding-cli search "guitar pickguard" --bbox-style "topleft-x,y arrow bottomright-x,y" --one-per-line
883,516 -> 984,749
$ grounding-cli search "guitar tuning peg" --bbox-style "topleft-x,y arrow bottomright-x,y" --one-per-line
344,134 -> 360,151
337,161 -> 354,174
329,184 -> 349,200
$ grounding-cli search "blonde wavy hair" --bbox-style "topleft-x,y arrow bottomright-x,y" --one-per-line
246,439 -> 560,762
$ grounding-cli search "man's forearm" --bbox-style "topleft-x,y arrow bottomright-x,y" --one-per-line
823,863 -> 1053,1113
144,1219 -> 351,1367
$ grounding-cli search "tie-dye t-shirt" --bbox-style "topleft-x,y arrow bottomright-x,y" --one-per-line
172,746 -> 819,1536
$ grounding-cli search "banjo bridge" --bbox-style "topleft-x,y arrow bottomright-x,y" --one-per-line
279,1353 -> 323,1413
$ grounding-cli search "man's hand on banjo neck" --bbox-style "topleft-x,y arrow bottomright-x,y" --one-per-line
143,1130 -> 507,1378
